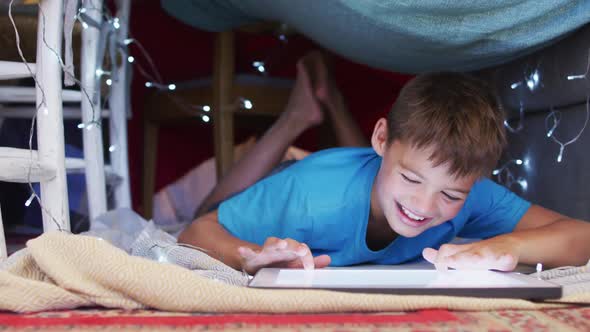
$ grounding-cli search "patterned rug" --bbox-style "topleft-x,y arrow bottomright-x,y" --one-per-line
1,307 -> 589,331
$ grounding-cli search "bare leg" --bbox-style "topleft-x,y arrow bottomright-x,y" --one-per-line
303,51 -> 369,147
195,59 -> 324,217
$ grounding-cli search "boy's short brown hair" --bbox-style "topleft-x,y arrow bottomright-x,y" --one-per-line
387,72 -> 506,178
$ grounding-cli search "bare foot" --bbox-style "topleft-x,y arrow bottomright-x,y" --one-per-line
283,145 -> 312,161
299,51 -> 347,118
299,51 -> 369,147
279,56 -> 324,135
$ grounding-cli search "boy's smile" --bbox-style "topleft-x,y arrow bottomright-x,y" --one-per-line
369,118 -> 478,239
395,201 -> 433,227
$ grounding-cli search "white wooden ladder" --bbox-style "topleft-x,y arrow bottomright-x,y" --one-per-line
0,0 -> 69,260
0,0 -> 132,260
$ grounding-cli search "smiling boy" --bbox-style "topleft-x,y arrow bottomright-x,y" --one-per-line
178,54 -> 590,275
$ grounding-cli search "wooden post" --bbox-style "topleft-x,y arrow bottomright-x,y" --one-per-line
36,0 -> 70,231
80,0 -> 108,219
213,31 -> 235,179
0,204 -> 6,260
109,0 -> 132,208
141,120 -> 158,219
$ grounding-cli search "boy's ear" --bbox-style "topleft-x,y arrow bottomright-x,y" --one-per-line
371,118 -> 389,157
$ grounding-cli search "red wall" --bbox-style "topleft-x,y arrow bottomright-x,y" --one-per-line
127,1 -> 413,210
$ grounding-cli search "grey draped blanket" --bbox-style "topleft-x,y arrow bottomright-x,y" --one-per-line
161,0 -> 590,73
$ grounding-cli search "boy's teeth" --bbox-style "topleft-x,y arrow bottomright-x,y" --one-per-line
401,205 -> 425,221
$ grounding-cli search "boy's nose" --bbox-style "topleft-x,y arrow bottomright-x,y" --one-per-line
410,194 -> 436,217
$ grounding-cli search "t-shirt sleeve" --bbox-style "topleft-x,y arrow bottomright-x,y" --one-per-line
217,170 -> 311,246
458,178 -> 531,239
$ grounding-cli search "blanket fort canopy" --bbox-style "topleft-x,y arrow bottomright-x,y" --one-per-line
161,0 -> 590,73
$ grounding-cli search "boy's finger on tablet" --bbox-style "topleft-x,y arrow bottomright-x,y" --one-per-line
238,246 -> 257,259
422,247 -> 438,263
282,238 -> 304,253
495,253 -> 518,271
263,237 -> 286,251
422,248 -> 450,271
299,251 -> 315,270
434,262 -> 449,271
313,254 -> 331,268
451,252 -> 516,271
445,251 -> 498,270
287,242 -> 314,269
438,243 -> 469,257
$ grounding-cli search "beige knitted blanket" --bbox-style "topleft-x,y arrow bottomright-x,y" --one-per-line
0,232 -> 588,313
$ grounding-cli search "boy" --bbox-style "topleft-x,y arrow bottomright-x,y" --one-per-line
178,52 -> 590,275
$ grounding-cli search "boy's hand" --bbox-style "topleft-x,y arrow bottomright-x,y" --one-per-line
238,237 -> 331,275
422,236 -> 521,271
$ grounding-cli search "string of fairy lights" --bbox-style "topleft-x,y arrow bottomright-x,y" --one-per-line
250,24 -> 290,75
77,4 -> 290,132
494,49 -> 590,192
75,2 -> 262,165
7,0 -> 285,235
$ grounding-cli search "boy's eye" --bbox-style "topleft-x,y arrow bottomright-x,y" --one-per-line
442,192 -> 461,201
401,173 -> 420,184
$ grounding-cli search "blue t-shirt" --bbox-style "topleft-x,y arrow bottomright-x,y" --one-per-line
218,147 -> 531,266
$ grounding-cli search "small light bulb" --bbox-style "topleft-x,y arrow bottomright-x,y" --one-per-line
82,22 -> 89,29
24,193 -> 34,207
168,84 -> 176,90
515,159 -> 523,165
526,79 -> 535,90
127,56 -> 135,63
242,99 -> 253,109
109,145 -> 116,152
510,82 -> 521,89
518,179 -> 528,191
77,123 -> 85,129
152,247 -> 168,263
113,18 -> 120,29
492,169 -> 500,176
79,8 -> 87,13
124,38 -> 134,45
532,71 -> 539,84
557,146 -> 564,163
567,74 -> 585,80
86,123 -> 94,130
95,68 -> 104,77
202,115 -> 210,122
145,82 -> 153,88
106,79 -> 112,86
202,105 -> 211,112
252,61 -> 266,73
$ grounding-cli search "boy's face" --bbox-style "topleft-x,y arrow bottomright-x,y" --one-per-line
370,118 -> 478,238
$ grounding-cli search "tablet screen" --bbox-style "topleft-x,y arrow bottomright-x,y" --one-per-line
274,269 -> 527,288
249,268 -> 561,299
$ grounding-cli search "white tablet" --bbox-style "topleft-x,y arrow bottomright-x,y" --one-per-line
249,268 -> 561,299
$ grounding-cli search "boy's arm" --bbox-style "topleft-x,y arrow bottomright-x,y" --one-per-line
177,210 -> 261,271
508,204 -> 590,267
423,205 -> 590,270
178,210 -> 330,274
